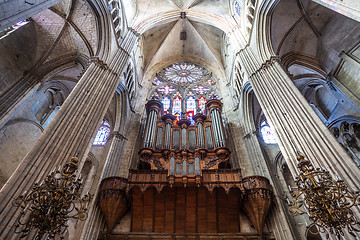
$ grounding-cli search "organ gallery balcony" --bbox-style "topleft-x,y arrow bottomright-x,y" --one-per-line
98,99 -> 274,239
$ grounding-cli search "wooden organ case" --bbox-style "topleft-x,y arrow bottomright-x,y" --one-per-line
98,99 -> 274,239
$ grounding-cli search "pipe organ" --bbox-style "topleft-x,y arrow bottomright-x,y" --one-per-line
98,98 -> 274,239
138,99 -> 231,183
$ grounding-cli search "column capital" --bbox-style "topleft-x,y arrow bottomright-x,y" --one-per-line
90,56 -> 109,70
110,131 -> 127,141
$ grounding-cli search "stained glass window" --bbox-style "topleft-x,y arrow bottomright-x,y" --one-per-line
209,92 -> 218,99
172,94 -> 182,123
1,20 -> 29,39
234,0 -> 242,16
260,120 -> 277,144
149,62 -> 219,125
198,97 -> 206,114
153,77 -> 162,87
205,78 -> 216,86
157,62 -> 211,85
13,20 -> 29,29
162,96 -> 171,114
187,95 -> 196,124
151,92 -> 159,100
93,120 -> 111,145
158,85 -> 175,95
193,85 -> 210,95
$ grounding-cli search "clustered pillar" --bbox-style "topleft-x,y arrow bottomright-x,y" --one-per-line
0,29 -> 139,239
239,48 -> 360,189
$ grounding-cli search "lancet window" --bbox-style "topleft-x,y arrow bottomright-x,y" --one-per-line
93,120 -> 111,145
260,120 -> 277,144
234,0 -> 242,16
149,62 -> 218,125
108,0 -> 123,38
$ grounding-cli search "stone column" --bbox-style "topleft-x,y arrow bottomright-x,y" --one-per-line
239,48 -> 360,189
0,30 -> 138,239
143,100 -> 162,149
102,131 -> 127,178
206,99 -> 225,148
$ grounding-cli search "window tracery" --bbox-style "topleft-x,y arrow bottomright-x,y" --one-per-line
93,120 -> 111,146
157,62 -> 212,85
108,0 -> 123,38
123,62 -> 136,103
149,62 -> 218,125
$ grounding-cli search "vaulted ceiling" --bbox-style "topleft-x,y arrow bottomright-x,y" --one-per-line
270,0 -> 360,78
128,0 -> 242,74
142,18 -> 224,71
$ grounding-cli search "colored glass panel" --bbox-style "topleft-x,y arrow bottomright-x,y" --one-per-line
162,96 -> 171,114
153,77 -> 162,86
234,0 -> 242,16
193,85 -> 210,95
198,97 -> 206,114
172,95 -> 182,122
151,92 -> 159,99
93,121 -> 111,145
187,96 -> 196,125
158,85 -> 175,95
260,121 -> 277,144
209,91 -> 218,99
158,62 -> 211,84
205,78 -> 215,86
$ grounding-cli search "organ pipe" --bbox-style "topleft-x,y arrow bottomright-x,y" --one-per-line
198,123 -> 204,148
211,110 -> 220,147
149,111 -> 158,148
164,123 -> 171,148
181,128 -> 187,149
215,110 -> 225,147
162,114 -> 176,149
143,100 -> 163,148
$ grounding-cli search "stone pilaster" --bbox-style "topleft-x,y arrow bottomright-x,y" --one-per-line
239,83 -> 271,178
102,131 -> 128,178
0,30 -> 138,239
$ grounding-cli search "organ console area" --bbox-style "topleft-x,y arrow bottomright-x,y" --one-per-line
98,98 -> 274,239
